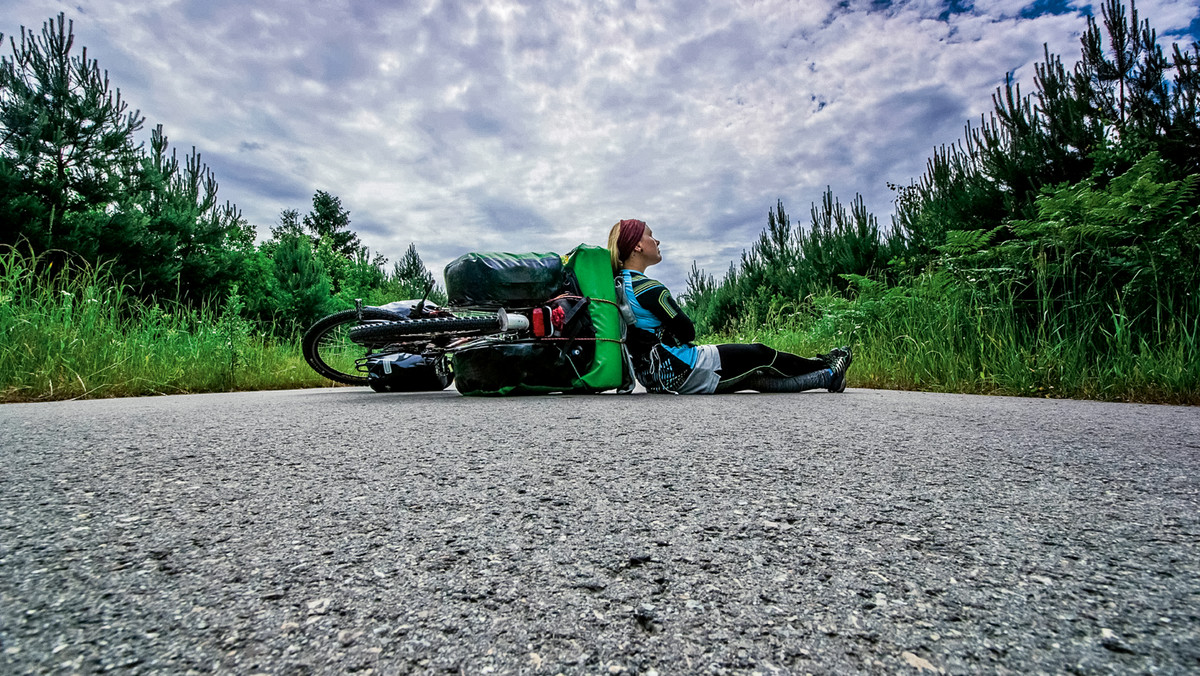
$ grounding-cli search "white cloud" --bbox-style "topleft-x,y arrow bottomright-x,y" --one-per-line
1,0 -> 1197,292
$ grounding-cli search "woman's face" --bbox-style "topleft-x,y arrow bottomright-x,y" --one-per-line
638,228 -> 662,265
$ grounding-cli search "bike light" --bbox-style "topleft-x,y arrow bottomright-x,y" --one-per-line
532,307 -> 547,336
530,306 -> 556,337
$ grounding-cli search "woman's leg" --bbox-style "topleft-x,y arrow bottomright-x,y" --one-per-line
714,343 -> 833,393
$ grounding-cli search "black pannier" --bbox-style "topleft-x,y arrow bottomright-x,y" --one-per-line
444,251 -> 569,308
366,352 -> 452,392
451,340 -> 596,396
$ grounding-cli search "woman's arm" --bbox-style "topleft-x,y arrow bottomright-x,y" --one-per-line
635,283 -> 696,346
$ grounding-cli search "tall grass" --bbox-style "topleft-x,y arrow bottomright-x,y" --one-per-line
0,246 -> 328,402
4,241 -> 1194,404
704,273 -> 1200,405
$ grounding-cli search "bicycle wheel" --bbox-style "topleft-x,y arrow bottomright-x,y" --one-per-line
302,308 -> 408,385
347,314 -> 502,344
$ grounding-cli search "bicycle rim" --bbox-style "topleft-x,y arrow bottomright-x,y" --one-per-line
302,309 -> 406,385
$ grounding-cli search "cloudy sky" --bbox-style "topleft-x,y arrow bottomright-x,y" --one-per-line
2,0 -> 1197,291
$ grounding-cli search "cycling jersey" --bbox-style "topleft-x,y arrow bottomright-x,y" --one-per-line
621,269 -> 719,393
622,270 -> 696,360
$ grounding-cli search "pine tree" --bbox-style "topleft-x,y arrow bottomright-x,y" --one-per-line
1,15 -> 251,305
893,0 -> 1198,263
391,243 -> 435,296
270,208 -> 305,242
303,190 -> 361,257
271,234 -> 334,330
0,13 -> 143,249
127,125 -> 248,301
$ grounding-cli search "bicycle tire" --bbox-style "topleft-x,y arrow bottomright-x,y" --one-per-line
347,314 -> 502,344
302,308 -> 408,385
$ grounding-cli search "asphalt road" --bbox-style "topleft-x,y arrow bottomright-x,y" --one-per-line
1,387 -> 1197,675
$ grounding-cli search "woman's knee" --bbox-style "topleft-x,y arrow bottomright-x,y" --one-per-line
746,343 -> 776,360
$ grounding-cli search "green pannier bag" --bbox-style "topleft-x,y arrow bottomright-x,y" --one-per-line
448,244 -> 633,396
563,244 -> 629,393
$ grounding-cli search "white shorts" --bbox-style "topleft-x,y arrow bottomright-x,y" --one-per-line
674,344 -> 721,394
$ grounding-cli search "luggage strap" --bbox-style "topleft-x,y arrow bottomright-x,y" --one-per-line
538,294 -> 624,346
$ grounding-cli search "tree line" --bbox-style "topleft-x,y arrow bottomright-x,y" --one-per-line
685,0 -> 1199,356
0,14 -> 437,335
4,3 -> 1196,361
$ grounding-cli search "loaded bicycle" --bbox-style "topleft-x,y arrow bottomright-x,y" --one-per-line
300,245 -> 632,395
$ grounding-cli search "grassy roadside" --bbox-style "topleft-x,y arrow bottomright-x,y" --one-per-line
702,277 -> 1200,406
3,246 -> 1196,405
0,246 -> 333,403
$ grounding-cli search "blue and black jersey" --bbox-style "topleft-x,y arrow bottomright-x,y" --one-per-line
621,269 -> 699,391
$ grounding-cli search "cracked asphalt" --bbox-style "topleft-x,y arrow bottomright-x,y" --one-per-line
1,387 -> 1198,674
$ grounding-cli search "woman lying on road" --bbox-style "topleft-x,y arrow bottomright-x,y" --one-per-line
608,218 -> 852,395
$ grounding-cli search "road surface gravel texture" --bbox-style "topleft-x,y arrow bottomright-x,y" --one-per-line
1,388 -> 1197,675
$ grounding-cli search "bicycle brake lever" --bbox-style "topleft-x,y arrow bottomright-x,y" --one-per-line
414,280 -> 434,317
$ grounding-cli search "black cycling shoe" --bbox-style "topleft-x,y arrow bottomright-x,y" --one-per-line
826,346 -> 853,393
